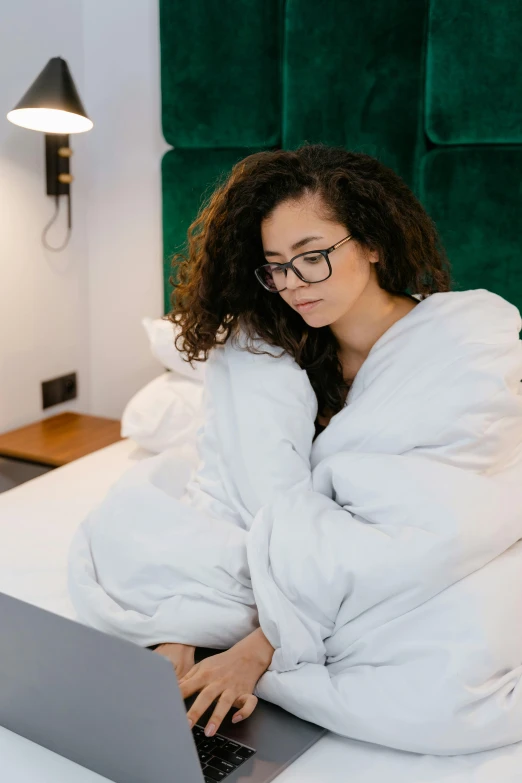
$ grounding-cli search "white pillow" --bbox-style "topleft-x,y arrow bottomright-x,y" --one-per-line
141,316 -> 206,382
121,371 -> 204,456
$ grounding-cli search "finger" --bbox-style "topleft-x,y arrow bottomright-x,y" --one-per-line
179,668 -> 207,699
175,661 -> 192,681
231,693 -> 258,723
186,684 -> 222,729
179,661 -> 199,682
204,690 -> 236,737
179,663 -> 199,681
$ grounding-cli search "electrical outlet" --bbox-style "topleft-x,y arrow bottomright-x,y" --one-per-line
41,372 -> 78,409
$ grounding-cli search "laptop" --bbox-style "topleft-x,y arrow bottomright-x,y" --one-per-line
0,591 -> 326,783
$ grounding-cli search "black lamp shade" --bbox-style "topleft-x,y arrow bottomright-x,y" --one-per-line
7,57 -> 93,134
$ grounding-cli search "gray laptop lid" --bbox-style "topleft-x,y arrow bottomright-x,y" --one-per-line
0,591 -> 203,783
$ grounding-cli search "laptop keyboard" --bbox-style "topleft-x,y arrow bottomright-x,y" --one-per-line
192,724 -> 256,781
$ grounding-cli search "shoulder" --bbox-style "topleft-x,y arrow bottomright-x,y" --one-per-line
224,325 -> 294,365
206,325 -> 317,409
204,325 -> 295,375
410,289 -> 521,346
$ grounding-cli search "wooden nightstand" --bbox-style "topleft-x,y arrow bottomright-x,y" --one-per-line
0,412 -> 124,468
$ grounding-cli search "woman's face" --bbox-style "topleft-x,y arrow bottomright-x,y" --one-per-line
260,194 -> 380,328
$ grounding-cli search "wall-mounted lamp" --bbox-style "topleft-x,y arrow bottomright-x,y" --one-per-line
7,56 -> 93,251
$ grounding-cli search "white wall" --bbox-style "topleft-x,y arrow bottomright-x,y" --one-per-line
82,0 -> 170,418
0,0 -> 169,431
0,0 -> 90,430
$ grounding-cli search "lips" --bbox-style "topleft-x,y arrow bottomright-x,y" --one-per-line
295,299 -> 319,306
295,299 -> 322,313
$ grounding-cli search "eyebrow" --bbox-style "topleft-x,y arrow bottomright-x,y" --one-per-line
264,235 -> 324,258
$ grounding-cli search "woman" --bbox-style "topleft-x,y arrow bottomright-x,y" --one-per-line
157,143 -> 451,731
68,143 -> 522,754
168,143 -> 450,443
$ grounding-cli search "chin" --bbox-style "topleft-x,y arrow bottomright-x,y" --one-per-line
301,311 -> 332,328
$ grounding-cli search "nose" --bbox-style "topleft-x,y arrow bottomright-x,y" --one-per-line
285,267 -> 309,290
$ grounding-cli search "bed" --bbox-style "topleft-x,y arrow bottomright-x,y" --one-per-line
1,435 -> 522,782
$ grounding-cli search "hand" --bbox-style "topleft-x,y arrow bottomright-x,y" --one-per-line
180,628 -> 274,737
153,642 -> 196,680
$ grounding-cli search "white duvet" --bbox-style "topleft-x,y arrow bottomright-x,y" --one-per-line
68,289 -> 522,756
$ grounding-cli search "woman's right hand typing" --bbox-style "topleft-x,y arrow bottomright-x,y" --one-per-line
153,643 -> 196,680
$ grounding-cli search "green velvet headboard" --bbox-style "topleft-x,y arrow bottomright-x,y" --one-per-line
159,0 -> 522,318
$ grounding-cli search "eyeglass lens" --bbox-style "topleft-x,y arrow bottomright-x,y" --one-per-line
259,252 -> 329,292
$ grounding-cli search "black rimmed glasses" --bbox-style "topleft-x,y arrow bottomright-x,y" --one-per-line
255,234 -> 353,293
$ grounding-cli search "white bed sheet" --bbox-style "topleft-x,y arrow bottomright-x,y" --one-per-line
0,437 -> 521,783
0,438 -> 151,618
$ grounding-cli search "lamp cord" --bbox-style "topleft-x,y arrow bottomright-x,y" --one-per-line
42,192 -> 71,252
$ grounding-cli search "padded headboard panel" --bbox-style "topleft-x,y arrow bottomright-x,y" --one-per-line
159,0 -> 522,318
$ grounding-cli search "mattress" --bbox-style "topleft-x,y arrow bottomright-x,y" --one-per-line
0,438 -> 152,618
0,437 -> 521,782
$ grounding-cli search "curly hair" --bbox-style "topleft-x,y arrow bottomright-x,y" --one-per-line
165,142 -> 452,423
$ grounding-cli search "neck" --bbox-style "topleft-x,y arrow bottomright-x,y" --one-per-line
329,272 -> 417,365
